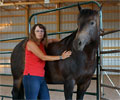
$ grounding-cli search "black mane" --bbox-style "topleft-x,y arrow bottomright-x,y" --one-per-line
59,29 -> 78,48
80,9 -> 98,17
46,29 -> 78,55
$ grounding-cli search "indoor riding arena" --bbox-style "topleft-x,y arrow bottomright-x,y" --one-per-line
0,0 -> 120,100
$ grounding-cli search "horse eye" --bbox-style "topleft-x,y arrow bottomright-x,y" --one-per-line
90,21 -> 94,25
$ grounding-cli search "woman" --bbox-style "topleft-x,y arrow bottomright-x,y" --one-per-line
23,24 -> 72,100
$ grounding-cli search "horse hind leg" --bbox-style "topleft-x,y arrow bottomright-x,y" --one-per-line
12,78 -> 24,100
18,82 -> 24,99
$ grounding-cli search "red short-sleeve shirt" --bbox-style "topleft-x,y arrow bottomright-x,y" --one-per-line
23,42 -> 46,77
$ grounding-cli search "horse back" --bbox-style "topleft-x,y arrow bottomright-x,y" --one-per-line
11,38 -> 28,79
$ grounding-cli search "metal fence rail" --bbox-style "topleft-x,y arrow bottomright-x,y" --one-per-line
100,30 -> 120,99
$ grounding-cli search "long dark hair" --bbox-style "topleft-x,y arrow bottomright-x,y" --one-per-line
29,24 -> 47,45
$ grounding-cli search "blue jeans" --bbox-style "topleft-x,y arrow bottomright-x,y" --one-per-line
23,75 -> 50,100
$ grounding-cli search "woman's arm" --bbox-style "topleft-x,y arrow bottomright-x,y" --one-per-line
27,40 -> 71,61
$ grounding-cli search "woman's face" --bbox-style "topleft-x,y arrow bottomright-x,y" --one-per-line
34,26 -> 44,40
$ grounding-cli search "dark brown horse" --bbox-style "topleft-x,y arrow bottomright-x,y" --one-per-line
11,5 -> 100,100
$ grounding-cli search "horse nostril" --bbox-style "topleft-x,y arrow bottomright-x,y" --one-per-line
79,41 -> 81,45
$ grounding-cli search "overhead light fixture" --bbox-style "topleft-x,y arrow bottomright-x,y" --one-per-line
15,1 -> 22,10
16,6 -> 19,10
44,0 -> 50,3
0,0 -> 4,5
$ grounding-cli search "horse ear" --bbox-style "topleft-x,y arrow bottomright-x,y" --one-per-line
78,3 -> 82,13
98,4 -> 103,12
100,4 -> 103,11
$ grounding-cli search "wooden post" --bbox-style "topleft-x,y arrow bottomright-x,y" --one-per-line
56,3 -> 60,39
25,5 -> 29,36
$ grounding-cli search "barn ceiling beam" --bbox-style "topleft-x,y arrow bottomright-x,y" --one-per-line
0,0 -> 111,7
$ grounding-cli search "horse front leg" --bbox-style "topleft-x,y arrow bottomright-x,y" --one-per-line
12,77 -> 24,100
64,79 -> 75,100
77,80 -> 91,100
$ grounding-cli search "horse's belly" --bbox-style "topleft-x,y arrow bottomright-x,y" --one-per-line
45,61 -> 64,84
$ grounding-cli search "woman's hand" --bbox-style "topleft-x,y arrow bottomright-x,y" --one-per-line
61,51 -> 72,59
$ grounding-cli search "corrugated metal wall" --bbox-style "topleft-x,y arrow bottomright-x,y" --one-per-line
0,6 -> 26,74
101,4 -> 120,75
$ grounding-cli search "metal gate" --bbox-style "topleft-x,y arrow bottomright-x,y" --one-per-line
100,30 -> 120,100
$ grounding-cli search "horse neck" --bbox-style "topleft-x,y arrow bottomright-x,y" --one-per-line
84,39 -> 99,61
60,29 -> 78,49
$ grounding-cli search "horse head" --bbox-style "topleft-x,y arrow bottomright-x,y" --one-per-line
73,5 -> 100,51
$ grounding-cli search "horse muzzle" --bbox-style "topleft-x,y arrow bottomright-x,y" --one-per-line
73,39 -> 86,51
